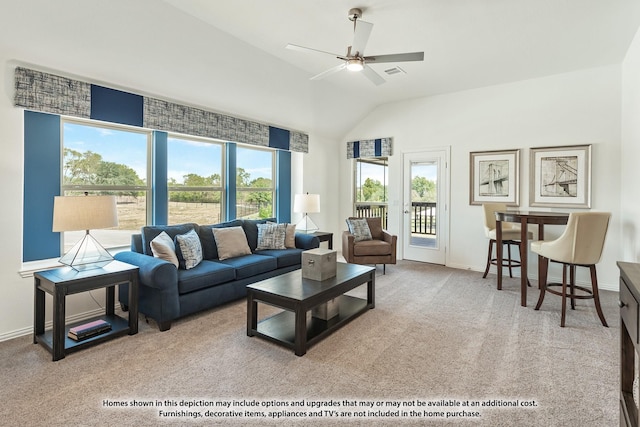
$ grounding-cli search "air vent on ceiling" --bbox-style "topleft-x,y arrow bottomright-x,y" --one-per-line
384,66 -> 406,76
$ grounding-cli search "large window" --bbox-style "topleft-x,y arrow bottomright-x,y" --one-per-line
236,146 -> 274,219
62,119 -> 151,251
354,157 -> 388,227
167,135 -> 225,225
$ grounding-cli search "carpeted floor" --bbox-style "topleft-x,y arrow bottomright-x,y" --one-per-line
0,261 -> 621,426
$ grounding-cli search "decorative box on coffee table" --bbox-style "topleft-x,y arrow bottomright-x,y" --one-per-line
303,248 -> 339,320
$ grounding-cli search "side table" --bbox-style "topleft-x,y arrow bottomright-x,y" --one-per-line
33,260 -> 139,361
311,231 -> 333,250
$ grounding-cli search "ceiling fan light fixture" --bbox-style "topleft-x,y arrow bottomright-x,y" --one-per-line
346,58 -> 364,72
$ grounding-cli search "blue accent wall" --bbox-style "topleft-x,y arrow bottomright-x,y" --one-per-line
226,143 -> 237,219
276,150 -> 292,223
23,111 -> 61,261
269,126 -> 290,150
374,139 -> 382,157
153,131 -> 168,225
353,141 -> 360,158
90,85 -> 144,127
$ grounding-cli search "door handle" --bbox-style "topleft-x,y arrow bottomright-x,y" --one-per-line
404,210 -> 409,214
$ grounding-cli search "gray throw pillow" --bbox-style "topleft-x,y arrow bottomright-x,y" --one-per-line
256,223 -> 287,250
212,226 -> 252,260
174,229 -> 203,269
346,218 -> 372,242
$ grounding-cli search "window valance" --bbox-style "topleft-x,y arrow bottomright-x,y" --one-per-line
346,138 -> 392,158
14,67 -> 308,153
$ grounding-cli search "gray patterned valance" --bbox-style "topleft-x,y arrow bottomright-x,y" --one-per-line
14,67 -> 308,153
347,138 -> 392,158
14,67 -> 90,118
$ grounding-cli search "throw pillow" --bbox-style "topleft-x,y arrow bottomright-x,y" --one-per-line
174,229 -> 203,270
283,223 -> 296,248
346,218 -> 372,242
150,231 -> 179,268
256,223 -> 287,250
268,221 -> 296,248
212,226 -> 252,260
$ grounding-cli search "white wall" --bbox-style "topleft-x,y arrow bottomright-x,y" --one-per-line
340,65 -> 623,291
622,26 -> 640,262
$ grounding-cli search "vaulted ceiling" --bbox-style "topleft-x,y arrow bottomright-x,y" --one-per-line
2,1 -> 640,139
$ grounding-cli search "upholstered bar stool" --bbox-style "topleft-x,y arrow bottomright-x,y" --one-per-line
531,212 -> 610,327
482,203 -> 532,282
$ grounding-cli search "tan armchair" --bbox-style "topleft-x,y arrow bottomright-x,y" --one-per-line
342,217 -> 397,274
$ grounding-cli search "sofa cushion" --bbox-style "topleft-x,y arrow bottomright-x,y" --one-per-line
256,223 -> 286,250
176,260 -> 236,294
199,220 -> 243,260
346,218 -> 372,242
141,223 -> 198,256
269,221 -> 296,248
257,248 -> 303,268
353,240 -> 392,256
218,254 -> 277,279
212,226 -> 252,260
150,231 -> 179,268
175,229 -> 203,269
242,218 -> 276,251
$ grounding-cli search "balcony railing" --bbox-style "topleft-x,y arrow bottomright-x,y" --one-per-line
354,202 -> 436,235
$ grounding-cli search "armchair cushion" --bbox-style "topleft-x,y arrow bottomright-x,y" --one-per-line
353,239 -> 392,256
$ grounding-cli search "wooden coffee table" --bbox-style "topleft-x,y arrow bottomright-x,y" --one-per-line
247,263 -> 375,356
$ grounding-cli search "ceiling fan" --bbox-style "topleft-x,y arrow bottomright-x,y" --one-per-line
286,8 -> 424,85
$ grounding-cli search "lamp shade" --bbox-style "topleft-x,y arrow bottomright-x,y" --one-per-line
293,193 -> 320,213
52,195 -> 118,232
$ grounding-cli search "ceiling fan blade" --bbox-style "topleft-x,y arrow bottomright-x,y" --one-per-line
286,43 -> 344,59
362,65 -> 385,86
364,52 -> 425,64
310,63 -> 346,81
351,20 -> 373,56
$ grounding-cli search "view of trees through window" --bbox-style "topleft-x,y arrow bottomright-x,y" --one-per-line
168,136 -> 224,225
62,120 -> 150,250
236,146 -> 274,219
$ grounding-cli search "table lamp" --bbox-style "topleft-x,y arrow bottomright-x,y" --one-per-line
52,194 -> 118,270
293,193 -> 320,233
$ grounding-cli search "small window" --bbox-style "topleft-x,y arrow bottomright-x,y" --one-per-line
62,119 -> 151,252
236,146 -> 275,219
167,135 -> 225,225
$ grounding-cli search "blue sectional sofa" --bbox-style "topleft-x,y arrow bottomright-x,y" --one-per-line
114,218 -> 319,331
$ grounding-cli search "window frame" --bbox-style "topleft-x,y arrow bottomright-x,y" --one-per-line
166,133 -> 226,225
235,144 -> 276,219
60,117 -> 152,248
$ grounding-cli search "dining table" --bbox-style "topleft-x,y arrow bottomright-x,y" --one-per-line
495,210 -> 570,307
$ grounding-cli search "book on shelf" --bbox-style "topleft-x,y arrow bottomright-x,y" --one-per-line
68,319 -> 112,341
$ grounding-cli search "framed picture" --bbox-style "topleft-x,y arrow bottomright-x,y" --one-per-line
469,149 -> 520,206
529,144 -> 591,208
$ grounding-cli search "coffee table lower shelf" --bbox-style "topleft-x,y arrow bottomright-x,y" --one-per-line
253,295 -> 369,354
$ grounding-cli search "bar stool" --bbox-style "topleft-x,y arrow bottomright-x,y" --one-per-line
482,203 -> 532,282
531,212 -> 610,327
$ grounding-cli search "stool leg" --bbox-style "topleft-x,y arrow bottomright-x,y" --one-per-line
483,240 -> 493,279
507,243 -> 514,278
535,257 -> 549,310
590,265 -> 608,327
569,265 -> 576,310
560,264 -> 568,327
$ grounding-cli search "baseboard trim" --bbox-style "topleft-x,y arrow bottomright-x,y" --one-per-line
0,307 -> 113,343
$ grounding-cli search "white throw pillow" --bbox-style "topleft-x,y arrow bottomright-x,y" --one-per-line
256,223 -> 287,250
150,231 -> 179,268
